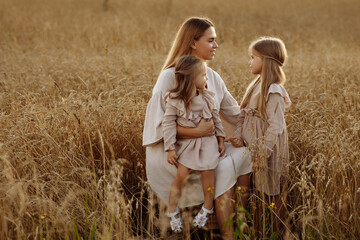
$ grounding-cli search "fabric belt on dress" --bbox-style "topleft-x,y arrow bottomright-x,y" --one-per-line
243,108 -> 259,117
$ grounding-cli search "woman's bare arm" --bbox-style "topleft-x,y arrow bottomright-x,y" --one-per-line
177,119 -> 215,139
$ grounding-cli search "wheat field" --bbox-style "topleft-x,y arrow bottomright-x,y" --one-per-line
0,0 -> 359,239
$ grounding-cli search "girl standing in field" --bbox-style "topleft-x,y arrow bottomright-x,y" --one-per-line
163,55 -> 226,232
231,37 -> 291,235
143,17 -> 252,239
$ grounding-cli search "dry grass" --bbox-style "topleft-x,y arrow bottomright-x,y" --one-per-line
0,0 -> 359,239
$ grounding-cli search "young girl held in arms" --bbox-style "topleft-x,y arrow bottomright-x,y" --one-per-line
163,55 -> 226,233
231,37 -> 291,235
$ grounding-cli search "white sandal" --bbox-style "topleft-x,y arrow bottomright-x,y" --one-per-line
193,205 -> 214,228
167,208 -> 183,233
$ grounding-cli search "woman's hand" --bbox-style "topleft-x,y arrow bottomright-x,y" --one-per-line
230,136 -> 244,148
218,137 -> 225,156
196,119 -> 215,137
177,118 -> 215,139
167,150 -> 178,167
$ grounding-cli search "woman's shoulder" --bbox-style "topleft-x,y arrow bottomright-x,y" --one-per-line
158,67 -> 175,81
206,67 -> 227,93
153,67 -> 175,94
268,84 -> 291,107
206,67 -> 222,80
161,67 -> 175,75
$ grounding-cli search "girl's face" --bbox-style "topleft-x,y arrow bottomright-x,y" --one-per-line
192,27 -> 218,61
249,49 -> 263,75
194,63 -> 208,91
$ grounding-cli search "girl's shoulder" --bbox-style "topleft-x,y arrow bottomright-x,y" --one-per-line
201,89 -> 216,108
202,88 -> 215,97
164,92 -> 185,108
267,84 -> 291,108
164,92 -> 194,118
164,91 -> 182,103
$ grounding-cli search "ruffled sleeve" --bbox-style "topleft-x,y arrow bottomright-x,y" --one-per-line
162,93 -> 178,151
203,89 -> 226,138
232,109 -> 246,139
206,68 -> 241,125
267,84 -> 291,108
219,90 -> 242,125
213,109 -> 226,138
206,68 -> 241,140
142,69 -> 175,146
164,93 -> 197,120
260,85 -> 290,157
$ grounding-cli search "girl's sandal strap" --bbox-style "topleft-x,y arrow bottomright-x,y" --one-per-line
167,209 -> 180,218
201,206 -> 214,214
167,208 -> 183,233
193,205 -> 214,228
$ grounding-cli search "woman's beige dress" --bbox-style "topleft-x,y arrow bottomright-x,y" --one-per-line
233,81 -> 291,196
143,67 -> 252,207
163,89 -> 226,170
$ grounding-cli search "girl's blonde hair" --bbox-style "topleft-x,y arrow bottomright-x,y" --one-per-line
162,17 -> 214,70
240,37 -> 288,117
169,55 -> 205,112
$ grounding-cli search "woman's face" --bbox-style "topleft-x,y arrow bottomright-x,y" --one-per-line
249,49 -> 263,75
192,27 -> 218,61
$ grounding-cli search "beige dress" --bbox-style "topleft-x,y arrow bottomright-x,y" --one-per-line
143,67 -> 252,207
233,81 -> 291,196
163,89 -> 226,170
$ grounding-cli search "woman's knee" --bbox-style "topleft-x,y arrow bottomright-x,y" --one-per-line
217,186 -> 235,204
237,173 -> 251,187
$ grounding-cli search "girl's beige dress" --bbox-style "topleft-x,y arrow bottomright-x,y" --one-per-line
163,89 -> 226,171
233,81 -> 291,196
143,67 -> 252,207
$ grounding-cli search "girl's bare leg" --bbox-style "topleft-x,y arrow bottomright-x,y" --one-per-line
200,170 -> 215,210
168,163 -> 190,213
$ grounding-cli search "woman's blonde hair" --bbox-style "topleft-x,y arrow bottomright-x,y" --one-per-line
240,37 -> 287,118
169,55 -> 205,112
162,17 -> 214,70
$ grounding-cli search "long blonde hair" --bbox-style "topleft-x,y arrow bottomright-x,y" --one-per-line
169,55 -> 204,112
162,17 -> 214,70
240,37 -> 287,118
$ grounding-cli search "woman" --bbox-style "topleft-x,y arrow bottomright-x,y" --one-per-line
143,17 -> 252,239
